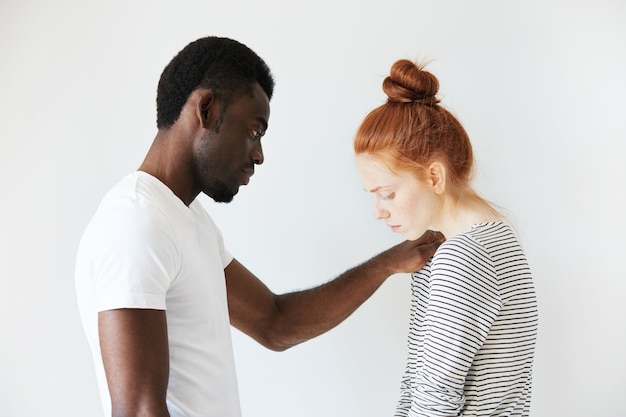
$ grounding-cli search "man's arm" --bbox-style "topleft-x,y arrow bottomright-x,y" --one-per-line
226,230 -> 443,351
99,309 -> 170,417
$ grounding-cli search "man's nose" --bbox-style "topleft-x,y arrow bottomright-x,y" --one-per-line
252,143 -> 264,165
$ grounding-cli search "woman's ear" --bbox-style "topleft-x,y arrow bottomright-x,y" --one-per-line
428,162 -> 446,195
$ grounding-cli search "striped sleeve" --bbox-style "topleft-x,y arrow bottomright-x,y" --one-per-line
401,235 -> 502,417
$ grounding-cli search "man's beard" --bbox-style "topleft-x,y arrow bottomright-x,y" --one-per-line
191,135 -> 240,203
209,179 -> 236,203
191,157 -> 236,203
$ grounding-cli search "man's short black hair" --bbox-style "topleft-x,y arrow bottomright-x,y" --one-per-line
156,36 -> 275,129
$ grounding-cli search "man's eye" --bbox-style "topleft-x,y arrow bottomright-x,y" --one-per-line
251,129 -> 265,140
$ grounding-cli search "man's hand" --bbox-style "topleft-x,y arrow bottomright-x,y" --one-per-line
374,229 -> 445,274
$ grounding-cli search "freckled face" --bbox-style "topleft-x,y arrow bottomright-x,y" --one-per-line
355,154 -> 440,240
192,83 -> 270,203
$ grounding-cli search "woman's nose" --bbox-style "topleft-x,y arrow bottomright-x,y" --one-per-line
373,203 -> 389,220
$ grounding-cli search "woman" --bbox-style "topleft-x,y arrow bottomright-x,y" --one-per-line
354,59 -> 538,417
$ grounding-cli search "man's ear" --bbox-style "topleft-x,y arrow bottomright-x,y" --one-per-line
191,89 -> 219,130
428,161 -> 446,195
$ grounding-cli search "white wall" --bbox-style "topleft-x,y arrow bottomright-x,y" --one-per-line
1,1 -> 625,416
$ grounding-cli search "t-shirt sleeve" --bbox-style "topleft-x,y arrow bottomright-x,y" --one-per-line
89,202 -> 180,312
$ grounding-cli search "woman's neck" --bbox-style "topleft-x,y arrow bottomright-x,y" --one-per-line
433,191 -> 502,239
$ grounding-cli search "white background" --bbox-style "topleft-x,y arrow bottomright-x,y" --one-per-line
1,1 -> 625,416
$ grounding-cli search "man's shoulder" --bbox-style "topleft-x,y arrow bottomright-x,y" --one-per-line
80,173 -> 178,248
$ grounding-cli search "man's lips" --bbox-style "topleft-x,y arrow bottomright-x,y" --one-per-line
241,169 -> 254,185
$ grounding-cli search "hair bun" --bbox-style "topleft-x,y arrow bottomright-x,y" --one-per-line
382,59 -> 440,106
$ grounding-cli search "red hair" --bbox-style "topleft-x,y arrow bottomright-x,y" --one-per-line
354,59 -> 474,189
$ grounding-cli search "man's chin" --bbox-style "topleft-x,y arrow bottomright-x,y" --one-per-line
207,186 -> 237,204
213,193 -> 235,204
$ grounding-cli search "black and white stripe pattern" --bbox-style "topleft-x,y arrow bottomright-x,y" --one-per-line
396,222 -> 538,417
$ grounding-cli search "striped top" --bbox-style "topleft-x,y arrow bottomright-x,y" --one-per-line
395,222 -> 538,417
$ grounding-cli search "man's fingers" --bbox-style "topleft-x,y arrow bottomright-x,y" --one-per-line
415,230 -> 445,248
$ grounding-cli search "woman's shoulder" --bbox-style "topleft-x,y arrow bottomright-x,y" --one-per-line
434,222 -> 511,261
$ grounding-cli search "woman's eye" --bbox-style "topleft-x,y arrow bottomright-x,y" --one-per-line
381,193 -> 395,201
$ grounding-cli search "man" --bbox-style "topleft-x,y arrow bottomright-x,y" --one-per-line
75,36 -> 442,417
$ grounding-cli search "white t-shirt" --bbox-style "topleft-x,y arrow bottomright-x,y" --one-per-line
75,171 -> 240,417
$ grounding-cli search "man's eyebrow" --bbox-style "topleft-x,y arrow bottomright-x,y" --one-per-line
255,116 -> 268,132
